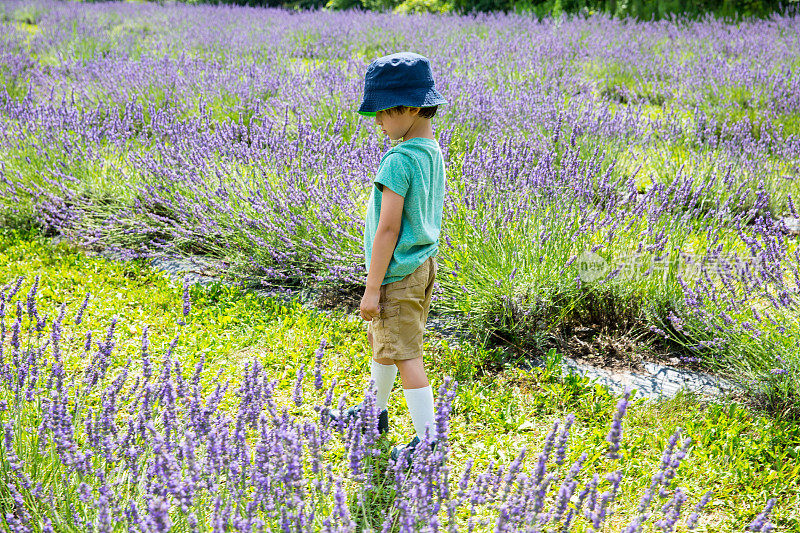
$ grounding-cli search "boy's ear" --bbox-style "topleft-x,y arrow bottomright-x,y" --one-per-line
408,106 -> 420,117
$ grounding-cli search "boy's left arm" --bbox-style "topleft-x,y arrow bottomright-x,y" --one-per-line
361,186 -> 404,321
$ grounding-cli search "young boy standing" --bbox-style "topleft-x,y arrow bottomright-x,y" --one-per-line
330,52 -> 447,461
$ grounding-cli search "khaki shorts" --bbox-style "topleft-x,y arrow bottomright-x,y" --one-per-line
367,255 -> 437,361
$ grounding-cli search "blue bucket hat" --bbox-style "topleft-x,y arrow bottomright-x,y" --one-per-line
358,52 -> 448,117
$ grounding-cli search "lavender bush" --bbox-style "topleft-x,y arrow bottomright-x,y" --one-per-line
0,276 -> 781,532
0,1 -> 798,414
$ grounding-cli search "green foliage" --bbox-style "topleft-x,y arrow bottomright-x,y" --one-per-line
161,0 -> 795,16
513,0 -> 790,18
395,0 -> 453,13
3,4 -> 45,25
449,0 -> 514,13
0,69 -> 30,103
325,0 -> 445,12
325,0 -> 363,9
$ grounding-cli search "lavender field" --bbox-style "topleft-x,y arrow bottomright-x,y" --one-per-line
0,0 -> 799,530
2,0 -> 798,410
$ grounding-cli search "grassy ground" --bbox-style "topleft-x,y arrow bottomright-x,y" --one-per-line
1,228 -> 797,531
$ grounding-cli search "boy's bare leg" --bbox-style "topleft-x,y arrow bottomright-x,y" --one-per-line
370,331 -> 426,390
374,356 -> 428,389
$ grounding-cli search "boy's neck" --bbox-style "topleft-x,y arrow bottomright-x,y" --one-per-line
402,117 -> 435,142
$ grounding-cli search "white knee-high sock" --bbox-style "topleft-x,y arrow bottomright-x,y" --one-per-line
403,386 -> 435,441
370,360 -> 397,411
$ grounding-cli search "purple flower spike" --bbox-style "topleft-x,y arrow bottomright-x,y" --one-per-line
26,275 -> 40,322
7,277 -> 24,301
74,292 -> 90,325
435,376 -> 458,444
140,325 -> 152,381
83,330 -> 92,354
748,498 -> 776,532
550,452 -> 587,524
533,420 -> 559,486
554,413 -> 574,466
313,339 -> 326,391
606,389 -> 631,460
292,364 -> 305,407
655,487 -> 687,532
182,277 -> 192,317
687,490 -> 713,530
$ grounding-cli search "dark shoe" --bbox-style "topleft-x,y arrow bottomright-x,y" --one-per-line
328,403 -> 389,435
390,436 -> 438,466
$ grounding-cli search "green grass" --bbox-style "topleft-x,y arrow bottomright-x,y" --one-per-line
1,228 -> 797,530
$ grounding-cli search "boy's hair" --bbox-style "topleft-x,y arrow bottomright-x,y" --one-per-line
384,105 -> 438,119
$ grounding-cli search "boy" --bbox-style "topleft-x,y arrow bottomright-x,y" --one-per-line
329,52 -> 447,461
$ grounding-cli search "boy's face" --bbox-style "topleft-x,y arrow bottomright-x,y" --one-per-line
375,107 -> 419,141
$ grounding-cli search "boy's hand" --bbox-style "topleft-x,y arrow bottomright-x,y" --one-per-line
360,287 -> 381,321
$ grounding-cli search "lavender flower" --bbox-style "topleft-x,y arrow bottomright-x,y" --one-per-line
551,452 -> 587,523
26,275 -> 40,322
748,499 -> 776,532
554,413 -> 574,466
313,338 -> 326,391
533,420 -> 559,485
292,364 -> 306,407
182,277 -> 191,318
686,490 -> 713,530
606,389 -> 631,460
73,292 -> 90,325
655,487 -> 687,532
84,330 -> 93,354
7,277 -> 24,301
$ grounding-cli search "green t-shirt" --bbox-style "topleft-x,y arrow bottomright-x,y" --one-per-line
364,137 -> 445,284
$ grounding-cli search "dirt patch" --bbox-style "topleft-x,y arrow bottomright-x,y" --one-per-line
313,282 -> 363,314
557,325 -> 650,373
554,323 -> 708,375
479,319 -> 711,378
